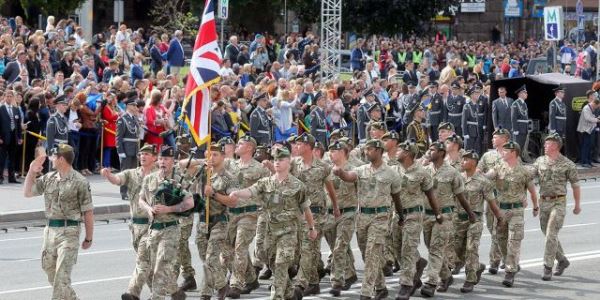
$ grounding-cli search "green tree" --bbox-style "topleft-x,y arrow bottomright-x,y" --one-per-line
18,0 -> 86,18
150,0 -> 199,41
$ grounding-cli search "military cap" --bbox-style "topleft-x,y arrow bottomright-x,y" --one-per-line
399,140 -> 420,156
451,81 -> 462,89
365,139 -> 384,149
438,122 -> 455,131
381,131 -> 400,141
238,135 -> 257,146
49,143 -> 74,156
493,127 -> 511,137
545,132 -> 563,145
338,137 -> 351,145
502,141 -> 521,153
139,144 -> 157,154
406,82 -> 416,88
176,134 -> 192,145
253,92 -> 268,101
54,94 -> 68,105
314,141 -> 325,150
328,140 -> 347,151
466,87 -> 481,97
473,82 -> 483,89
515,84 -> 527,94
368,103 -> 382,113
462,150 -> 480,161
553,86 -> 566,93
369,121 -> 386,131
429,82 -> 439,87
272,147 -> 291,160
295,133 -> 316,145
410,105 -> 424,117
219,136 -> 235,145
445,134 -> 463,146
159,145 -> 175,157
124,96 -> 138,106
209,142 -> 225,153
329,129 -> 345,140
429,141 -> 446,151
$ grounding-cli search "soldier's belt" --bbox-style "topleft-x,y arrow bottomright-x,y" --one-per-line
257,130 -> 270,134
425,206 -> 455,215
499,202 -> 523,209
517,120 -> 529,123
47,219 -> 80,227
315,129 -> 327,132
131,217 -> 149,224
310,206 -> 324,214
458,211 -> 482,221
402,205 -> 424,215
448,113 -> 462,117
555,116 -> 566,120
199,214 -> 229,223
429,111 -> 441,115
477,113 -> 485,116
541,195 -> 566,201
328,207 -> 357,214
467,121 -> 478,125
150,220 -> 179,230
54,139 -> 68,143
359,206 -> 389,214
123,138 -> 139,142
229,205 -> 259,214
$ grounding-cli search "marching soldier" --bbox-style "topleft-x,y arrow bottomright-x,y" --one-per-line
475,84 -> 489,154
116,92 -> 142,200
102,144 -> 158,299
427,82 -> 445,142
548,86 -> 567,138
406,105 -> 428,157
511,85 -> 529,156
24,144 -> 94,300
531,133 -> 581,281
381,131 -> 401,166
444,134 -> 464,170
462,87 -> 480,152
485,141 -> 538,287
491,86 -> 513,132
138,146 -> 193,300
310,92 -> 328,148
250,93 -> 272,146
46,95 -> 70,152
437,122 -> 455,142
446,82 -> 465,136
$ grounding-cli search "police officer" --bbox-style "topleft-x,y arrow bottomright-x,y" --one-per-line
24,144 -> 94,300
511,85 -> 529,156
462,87 -> 480,152
491,86 -> 513,131
310,91 -> 328,148
250,93 -> 272,146
548,86 -> 567,138
446,82 -> 466,136
46,95 -> 70,152
116,92 -> 142,200
427,82 -> 445,142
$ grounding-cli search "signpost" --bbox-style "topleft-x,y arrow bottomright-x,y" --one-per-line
113,0 -> 124,28
218,0 -> 228,49
544,6 -> 563,72
576,0 -> 584,44
460,0 -> 486,13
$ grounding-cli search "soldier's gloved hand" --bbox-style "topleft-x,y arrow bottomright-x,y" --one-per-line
118,153 -> 126,159
549,129 -> 556,133
464,135 -> 470,139
513,131 -> 519,136
483,126 -> 486,130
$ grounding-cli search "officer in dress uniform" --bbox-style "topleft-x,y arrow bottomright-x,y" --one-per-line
357,89 -> 377,144
462,87 -> 480,152
116,92 -> 142,200
46,95 -> 70,152
446,82 -> 466,136
406,105 -> 429,157
427,82 -> 445,142
475,83 -> 489,153
310,91 -> 329,148
511,85 -> 530,156
402,83 -> 420,130
249,93 -> 272,146
548,86 -> 567,138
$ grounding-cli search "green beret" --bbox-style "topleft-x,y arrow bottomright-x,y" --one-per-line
209,142 -> 225,153
445,134 -> 463,147
365,139 -> 384,149
218,137 -> 235,145
330,129 -> 344,140
502,141 -> 521,153
545,132 -> 563,145
429,141 -> 445,151
369,121 -> 386,131
462,150 -> 480,161
328,140 -> 347,151
295,133 -> 316,145
493,128 -> 511,137
139,144 -> 157,154
160,145 -> 175,157
399,140 -> 419,156
176,134 -> 192,146
239,135 -> 257,146
50,143 -> 74,156
381,131 -> 400,141
272,147 -> 291,160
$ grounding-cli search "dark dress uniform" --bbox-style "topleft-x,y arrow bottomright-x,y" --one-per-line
476,94 -> 489,154
462,93 -> 479,152
428,92 -> 445,142
116,98 -> 141,199
446,91 -> 465,136
46,113 -> 69,151
310,106 -> 328,148
510,95 -> 529,153
250,106 -> 271,146
548,95 -> 567,138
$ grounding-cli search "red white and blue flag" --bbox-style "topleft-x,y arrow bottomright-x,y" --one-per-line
183,0 -> 222,146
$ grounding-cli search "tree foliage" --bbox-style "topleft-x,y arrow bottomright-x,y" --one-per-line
18,0 -> 86,18
150,0 -> 199,40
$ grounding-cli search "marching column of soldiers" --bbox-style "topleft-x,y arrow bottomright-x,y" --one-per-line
24,82 -> 583,300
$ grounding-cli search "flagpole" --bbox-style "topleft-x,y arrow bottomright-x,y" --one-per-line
205,99 -> 212,224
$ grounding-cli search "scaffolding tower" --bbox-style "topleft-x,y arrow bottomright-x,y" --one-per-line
320,0 -> 342,80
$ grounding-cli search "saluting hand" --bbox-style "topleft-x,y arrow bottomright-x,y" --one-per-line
29,153 -> 46,174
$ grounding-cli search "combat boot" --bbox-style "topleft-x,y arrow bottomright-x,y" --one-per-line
393,260 -> 401,273
289,265 -> 299,278
329,284 -> 343,297
502,272 -> 515,287
542,265 -> 553,281
437,275 -> 453,292
324,263 -> 332,275
343,275 -> 358,290
475,263 -> 486,284
227,287 -> 242,299
259,267 -> 272,280
121,293 -> 140,300
395,284 -> 412,300
411,258 -> 428,295
489,261 -> 499,274
420,283 -> 436,297
460,281 -> 474,293
216,284 -> 229,300
318,267 -> 327,279
383,261 -> 394,277
303,284 -> 320,296
452,263 -> 464,275
240,278 -> 260,294
200,296 -> 211,300
359,296 -> 373,300
179,276 -> 197,292
171,290 -> 187,300
293,286 -> 304,299
554,259 -> 570,276
374,287 -> 388,299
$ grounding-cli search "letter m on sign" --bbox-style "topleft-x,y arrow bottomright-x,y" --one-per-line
547,10 -> 557,22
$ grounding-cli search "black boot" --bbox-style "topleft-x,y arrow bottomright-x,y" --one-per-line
303,284 -> 320,296
171,290 -> 187,300
121,293 -> 140,300
216,284 -> 228,300
374,287 -> 388,299
240,277 -> 260,294
178,276 -> 197,292
343,275 -> 358,290
329,284 -> 343,296
395,284 -> 412,300
227,287 -> 242,299
554,259 -> 570,276
393,260 -> 401,273
437,276 -> 453,292
502,272 -> 515,287
489,261 -> 499,274
475,263 -> 486,284
460,281 -> 474,293
452,263 -> 464,275
259,267 -> 272,280
420,283 -> 436,297
542,265 -> 553,281
383,261 -> 394,277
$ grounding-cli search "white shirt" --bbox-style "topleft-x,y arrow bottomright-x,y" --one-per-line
219,67 -> 235,77
67,109 -> 80,131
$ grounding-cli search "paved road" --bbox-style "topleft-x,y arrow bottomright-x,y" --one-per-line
1,182 -> 600,299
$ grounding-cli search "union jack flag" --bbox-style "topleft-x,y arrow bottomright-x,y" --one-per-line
182,0 -> 222,146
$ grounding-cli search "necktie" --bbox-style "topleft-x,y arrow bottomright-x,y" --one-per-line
7,106 -> 15,131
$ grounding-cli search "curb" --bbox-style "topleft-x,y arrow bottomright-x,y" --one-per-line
0,203 -> 130,224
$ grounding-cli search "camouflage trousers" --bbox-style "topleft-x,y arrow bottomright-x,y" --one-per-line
486,198 -> 503,265
253,211 -> 268,267
388,213 -> 403,266
147,225 -> 180,300
126,223 -> 153,297
540,200 -> 567,268
176,215 -> 195,280
422,213 -> 452,285
266,222 -> 299,300
496,207 -> 524,273
41,226 -> 80,300
322,211 -> 357,286
196,220 -> 232,297
356,212 -> 388,297
453,216 -> 484,283
227,212 -> 258,289
398,212 -> 423,286
295,212 -> 324,288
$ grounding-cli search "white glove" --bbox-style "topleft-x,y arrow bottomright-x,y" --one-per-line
513,131 -> 519,136
118,153 -> 127,159
463,135 -> 470,139
549,129 -> 556,133
482,126 -> 486,130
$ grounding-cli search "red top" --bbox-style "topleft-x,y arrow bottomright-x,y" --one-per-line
102,105 -> 119,148
144,104 -> 167,147
159,42 -> 169,53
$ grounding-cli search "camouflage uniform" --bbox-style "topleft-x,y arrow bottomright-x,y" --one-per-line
176,164 -> 198,284
455,171 -> 495,283
478,149 -> 504,267
353,163 -> 402,297
532,154 -> 578,268
228,158 -> 270,290
140,169 -> 192,300
423,162 -> 465,286
247,174 -> 309,300
33,169 -> 93,300
490,162 -> 533,274
290,157 -> 332,289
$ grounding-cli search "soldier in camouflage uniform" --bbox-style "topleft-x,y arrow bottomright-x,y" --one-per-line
350,122 -> 386,165
101,145 -> 158,299
333,139 -> 403,300
382,131 -> 401,166
226,136 -> 270,298
478,128 -> 510,274
24,144 -> 94,300
531,133 -> 581,281
485,141 -> 538,287
138,146 -> 193,300
444,134 -> 464,171
381,131 -> 401,274
456,150 -> 504,293
421,142 -> 476,297
437,122 -> 455,142
230,147 -> 318,300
